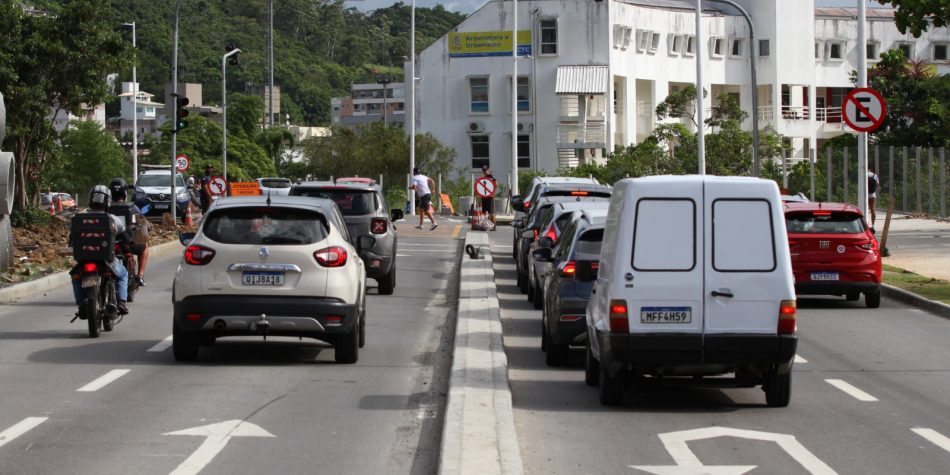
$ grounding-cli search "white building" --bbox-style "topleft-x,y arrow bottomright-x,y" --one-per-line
332,82 -> 407,126
412,0 -> 949,176
49,103 -> 106,135
117,82 -> 165,138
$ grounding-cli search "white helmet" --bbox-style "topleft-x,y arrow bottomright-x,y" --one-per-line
88,185 -> 111,209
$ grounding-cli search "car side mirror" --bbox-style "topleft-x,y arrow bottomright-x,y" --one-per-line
575,261 -> 598,282
179,232 -> 196,246
532,247 -> 553,262
537,236 -> 554,249
357,235 -> 377,252
390,208 -> 404,221
512,219 -> 524,229
511,196 -> 525,212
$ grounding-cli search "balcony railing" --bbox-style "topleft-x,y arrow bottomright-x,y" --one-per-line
556,122 -> 606,147
757,105 -> 843,123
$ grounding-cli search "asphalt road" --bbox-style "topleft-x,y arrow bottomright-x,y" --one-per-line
0,223 -> 462,475
489,227 -> 950,475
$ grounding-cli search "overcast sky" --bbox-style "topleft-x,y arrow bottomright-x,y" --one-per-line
351,0 -> 889,15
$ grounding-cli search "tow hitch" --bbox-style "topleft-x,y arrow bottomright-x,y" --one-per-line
254,314 -> 271,339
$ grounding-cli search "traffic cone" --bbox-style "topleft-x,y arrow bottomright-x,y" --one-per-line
470,204 -> 482,231
184,205 -> 193,226
49,197 -> 56,215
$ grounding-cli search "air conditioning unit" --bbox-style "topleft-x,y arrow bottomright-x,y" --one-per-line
468,121 -> 485,133
517,121 -> 534,132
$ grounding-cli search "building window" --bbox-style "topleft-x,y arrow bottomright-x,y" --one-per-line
867,41 -> 880,61
710,37 -> 726,58
730,38 -> 744,57
146,107 -> 154,113
669,34 -> 683,56
539,18 -> 557,55
510,76 -> 530,112
815,41 -> 824,60
649,32 -> 661,53
517,134 -> 530,168
136,107 -> 142,113
685,35 -> 696,56
470,135 -> 490,169
636,30 -> 650,52
759,39 -> 770,57
934,43 -> 948,62
826,41 -> 845,60
469,77 -> 489,114
896,41 -> 914,59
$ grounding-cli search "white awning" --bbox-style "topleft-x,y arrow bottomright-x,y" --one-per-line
555,65 -> 608,95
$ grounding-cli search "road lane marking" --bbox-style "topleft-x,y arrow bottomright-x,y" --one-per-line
825,379 -> 878,401
166,420 -> 275,475
0,417 -> 48,449
78,369 -> 131,392
794,355 -> 808,364
416,403 -> 438,420
147,335 -> 173,352
451,225 -> 461,238
912,428 -> 950,454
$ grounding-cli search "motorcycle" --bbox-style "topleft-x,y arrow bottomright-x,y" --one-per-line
70,259 -> 121,338
117,241 -> 140,303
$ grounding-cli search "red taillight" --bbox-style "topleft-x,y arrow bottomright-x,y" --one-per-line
813,211 -> 832,216
545,225 -> 557,241
184,245 -> 216,266
324,315 -> 343,325
561,261 -> 576,276
314,246 -> 348,267
591,262 -> 599,270
559,314 -> 584,322
570,191 -> 589,196
533,229 -> 539,240
778,299 -> 797,335
856,239 -> 878,251
524,200 -> 531,210
186,313 -> 202,321
788,239 -> 802,249
82,263 -> 98,273
371,218 -> 387,234
609,299 -> 629,333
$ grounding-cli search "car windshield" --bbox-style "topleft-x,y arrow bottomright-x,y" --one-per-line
786,212 -> 865,234
137,174 -> 185,188
294,189 -> 376,216
202,207 -> 329,245
260,179 -> 292,189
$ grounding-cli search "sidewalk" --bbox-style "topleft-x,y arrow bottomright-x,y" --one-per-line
880,213 -> 950,281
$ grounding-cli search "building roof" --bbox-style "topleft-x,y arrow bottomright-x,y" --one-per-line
555,65 -> 609,95
814,7 -> 895,20
617,0 -> 741,15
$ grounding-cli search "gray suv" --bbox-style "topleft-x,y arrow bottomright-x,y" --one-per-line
291,180 -> 402,294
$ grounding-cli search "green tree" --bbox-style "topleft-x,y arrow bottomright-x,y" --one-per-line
0,0 -> 129,209
46,121 -> 129,197
876,0 -> 948,37
152,115 -> 275,182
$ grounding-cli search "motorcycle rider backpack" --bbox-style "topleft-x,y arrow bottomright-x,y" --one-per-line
70,212 -> 115,262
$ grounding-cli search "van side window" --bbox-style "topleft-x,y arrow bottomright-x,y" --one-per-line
632,199 -> 696,271
712,199 -> 776,272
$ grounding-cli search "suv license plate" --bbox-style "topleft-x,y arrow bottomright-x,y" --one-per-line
242,271 -> 285,286
641,307 -> 691,323
154,203 -> 169,209
811,272 -> 839,281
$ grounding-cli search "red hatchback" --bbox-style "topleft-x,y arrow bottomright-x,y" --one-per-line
784,202 -> 882,308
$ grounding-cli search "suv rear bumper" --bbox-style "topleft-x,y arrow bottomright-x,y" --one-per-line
596,332 -> 797,374
174,295 -> 359,337
795,282 -> 880,295
361,250 -> 394,279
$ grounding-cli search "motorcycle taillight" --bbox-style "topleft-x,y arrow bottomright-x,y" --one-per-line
82,263 -> 98,273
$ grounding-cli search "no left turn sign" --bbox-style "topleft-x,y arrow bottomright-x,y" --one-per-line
209,176 -> 227,195
474,176 -> 496,198
843,87 -> 886,133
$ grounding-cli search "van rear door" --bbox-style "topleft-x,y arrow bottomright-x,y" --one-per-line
703,181 -> 783,335
626,189 -> 704,341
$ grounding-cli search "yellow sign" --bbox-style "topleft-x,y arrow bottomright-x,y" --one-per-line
449,31 -> 532,58
230,181 -> 261,196
440,193 -> 455,214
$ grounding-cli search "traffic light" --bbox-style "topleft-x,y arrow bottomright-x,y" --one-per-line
173,95 -> 189,133
226,41 -> 240,66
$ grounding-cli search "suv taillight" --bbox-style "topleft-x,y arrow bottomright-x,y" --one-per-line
314,246 -> 348,267
524,200 -> 531,210
533,229 -> 539,240
561,261 -> 576,277
184,245 -> 216,266
545,225 -> 557,241
609,299 -> 629,333
778,300 -> 797,334
371,218 -> 387,234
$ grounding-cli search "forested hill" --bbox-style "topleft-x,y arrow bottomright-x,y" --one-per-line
103,0 -> 467,126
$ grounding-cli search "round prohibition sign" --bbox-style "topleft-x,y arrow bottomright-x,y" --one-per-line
175,154 -> 190,172
209,176 -> 228,195
474,176 -> 496,198
843,87 -> 887,133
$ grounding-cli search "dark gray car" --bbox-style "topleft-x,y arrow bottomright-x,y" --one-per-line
291,181 -> 403,294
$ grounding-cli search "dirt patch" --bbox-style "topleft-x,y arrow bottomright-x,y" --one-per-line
4,213 -> 194,286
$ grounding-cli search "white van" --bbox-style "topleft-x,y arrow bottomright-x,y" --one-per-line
582,175 -> 797,407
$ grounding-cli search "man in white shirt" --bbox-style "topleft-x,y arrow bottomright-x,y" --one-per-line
410,167 -> 438,230
868,167 -> 880,228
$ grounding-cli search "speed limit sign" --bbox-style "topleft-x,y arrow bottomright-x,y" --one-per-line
175,154 -> 190,172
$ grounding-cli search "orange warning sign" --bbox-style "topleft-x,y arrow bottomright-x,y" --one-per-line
440,193 -> 455,214
230,181 -> 261,196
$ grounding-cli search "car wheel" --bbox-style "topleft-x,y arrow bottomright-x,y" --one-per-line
585,342 -> 600,387
546,341 -> 569,367
172,321 -> 200,362
359,306 -> 366,349
377,266 -> 395,295
846,292 -> 860,301
532,280 -> 543,310
599,359 -> 625,406
865,290 -> 881,308
526,277 -> 535,302
764,370 -> 792,407
335,321 -> 359,364
540,313 -> 548,352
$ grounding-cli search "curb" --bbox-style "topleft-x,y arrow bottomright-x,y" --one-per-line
881,284 -> 950,320
439,232 -> 523,475
0,239 -> 183,303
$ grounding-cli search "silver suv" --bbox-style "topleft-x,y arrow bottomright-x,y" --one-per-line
291,180 -> 402,294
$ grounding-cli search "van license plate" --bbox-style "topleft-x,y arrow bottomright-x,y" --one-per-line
811,272 -> 839,281
641,307 -> 691,323
242,271 -> 285,286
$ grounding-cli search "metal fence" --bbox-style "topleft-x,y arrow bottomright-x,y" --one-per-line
789,146 -> 947,218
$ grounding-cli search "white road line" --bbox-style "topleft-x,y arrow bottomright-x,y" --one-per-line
78,369 -> 131,392
0,417 -> 48,449
795,355 -> 808,364
825,379 -> 878,401
912,428 -> 950,454
147,335 -> 173,352
416,403 -> 438,420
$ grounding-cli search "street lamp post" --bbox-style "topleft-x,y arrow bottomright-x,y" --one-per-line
379,76 -> 392,127
510,0 -> 519,196
122,22 -> 138,179
268,0 -> 274,128
171,0 -> 183,224
409,0 -> 416,216
222,48 -> 241,184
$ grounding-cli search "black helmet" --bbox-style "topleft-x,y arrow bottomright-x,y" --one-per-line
109,177 -> 128,198
89,185 -> 111,210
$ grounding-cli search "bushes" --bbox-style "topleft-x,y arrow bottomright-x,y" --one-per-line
10,207 -> 53,228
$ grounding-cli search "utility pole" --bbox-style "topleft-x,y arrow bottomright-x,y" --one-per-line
268,0 -> 274,128
857,0 -> 869,218
409,0 -> 416,216
223,47 -> 241,183
511,0 -> 520,196
379,77 -> 391,126
171,0 -> 183,224
694,0 -> 705,174
123,22 -> 138,179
